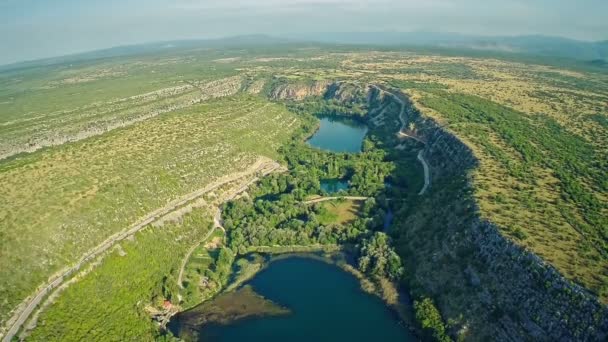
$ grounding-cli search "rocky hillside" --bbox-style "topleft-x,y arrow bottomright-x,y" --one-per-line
398,92 -> 608,341
268,79 -> 330,101
270,79 -> 608,341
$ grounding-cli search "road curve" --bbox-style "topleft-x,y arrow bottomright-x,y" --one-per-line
2,158 -> 281,342
417,150 -> 430,195
370,84 -> 407,133
371,85 -> 430,195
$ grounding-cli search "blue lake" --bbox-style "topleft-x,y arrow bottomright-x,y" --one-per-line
199,257 -> 414,342
307,117 -> 368,153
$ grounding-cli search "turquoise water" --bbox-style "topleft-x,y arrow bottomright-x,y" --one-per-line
307,117 -> 368,153
200,257 -> 414,342
320,179 -> 349,193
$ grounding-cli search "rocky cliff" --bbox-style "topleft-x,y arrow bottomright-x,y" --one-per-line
272,79 -> 608,341
268,79 -> 330,101
400,93 -> 608,341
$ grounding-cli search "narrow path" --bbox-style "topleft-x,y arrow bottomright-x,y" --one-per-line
176,163 -> 283,293
303,196 -> 369,205
2,158 -> 281,342
417,150 -> 430,195
177,226 -> 218,290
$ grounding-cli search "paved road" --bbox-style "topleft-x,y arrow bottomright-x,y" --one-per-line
371,85 -> 431,196
417,150 -> 430,195
2,159 -> 280,342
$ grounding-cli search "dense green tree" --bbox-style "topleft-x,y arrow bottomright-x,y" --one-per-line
358,232 -> 404,280
414,297 -> 452,342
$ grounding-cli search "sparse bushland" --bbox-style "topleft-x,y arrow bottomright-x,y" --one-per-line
389,90 -> 608,340
26,208 -> 214,341
0,55 -> 244,159
0,94 -> 300,331
412,90 -> 607,298
339,50 -> 607,301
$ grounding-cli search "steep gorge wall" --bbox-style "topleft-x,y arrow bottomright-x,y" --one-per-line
269,79 -> 608,340
268,79 -> 331,101
401,95 -> 608,341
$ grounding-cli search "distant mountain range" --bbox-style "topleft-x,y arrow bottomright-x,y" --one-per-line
2,32 -> 607,71
287,32 -> 608,62
0,35 -> 291,71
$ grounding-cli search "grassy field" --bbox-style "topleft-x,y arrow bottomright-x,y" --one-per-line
317,199 -> 364,225
0,93 -> 300,329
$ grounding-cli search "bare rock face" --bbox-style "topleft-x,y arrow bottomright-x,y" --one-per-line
269,80 -> 331,100
325,82 -> 368,103
464,220 -> 608,341
269,79 -> 378,106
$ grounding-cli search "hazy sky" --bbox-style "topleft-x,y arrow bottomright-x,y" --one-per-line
1,0 -> 607,65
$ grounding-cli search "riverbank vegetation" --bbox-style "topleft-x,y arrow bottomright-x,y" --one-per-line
199,95 -> 425,336
358,232 -> 404,281
220,139 -> 393,255
414,297 -> 452,342
169,285 -> 290,341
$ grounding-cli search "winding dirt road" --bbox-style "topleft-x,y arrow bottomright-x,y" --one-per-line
2,158 -> 281,342
176,162 -> 285,292
176,226 -> 219,290
370,85 -> 430,195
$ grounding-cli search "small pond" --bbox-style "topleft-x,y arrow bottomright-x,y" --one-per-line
307,117 -> 368,153
170,256 -> 414,342
320,179 -> 349,193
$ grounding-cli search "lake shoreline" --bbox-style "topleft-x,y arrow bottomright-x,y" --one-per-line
306,115 -> 369,153
169,250 -> 420,340
171,254 -> 417,341
167,112 -> 419,340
